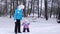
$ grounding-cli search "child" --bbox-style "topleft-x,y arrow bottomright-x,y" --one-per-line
22,19 -> 30,32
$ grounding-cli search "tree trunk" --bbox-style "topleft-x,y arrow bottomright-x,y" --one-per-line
33,0 -> 34,17
6,0 -> 7,16
31,0 -> 32,15
23,0 -> 26,17
16,0 -> 18,6
40,0 -> 42,17
10,0 -> 12,18
58,2 -> 60,19
38,0 -> 39,18
12,0 -> 14,17
44,0 -> 48,20
50,0 -> 53,18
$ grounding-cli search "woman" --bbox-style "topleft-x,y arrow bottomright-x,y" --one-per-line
14,4 -> 24,34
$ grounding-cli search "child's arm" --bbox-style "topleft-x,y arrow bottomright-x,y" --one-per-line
28,21 -> 30,25
28,23 -> 30,25
22,23 -> 24,25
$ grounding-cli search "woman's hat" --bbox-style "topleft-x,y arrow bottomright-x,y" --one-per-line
18,4 -> 25,10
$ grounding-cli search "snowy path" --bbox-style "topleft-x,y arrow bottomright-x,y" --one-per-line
0,17 -> 60,34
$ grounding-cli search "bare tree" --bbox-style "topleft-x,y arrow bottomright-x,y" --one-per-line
32,0 -> 34,17
6,0 -> 7,15
31,0 -> 32,12
23,0 -> 26,17
44,0 -> 48,20
50,0 -> 53,18
40,0 -> 42,17
38,0 -> 39,18
9,0 -> 11,18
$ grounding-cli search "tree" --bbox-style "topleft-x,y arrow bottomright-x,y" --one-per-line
44,0 -> 48,20
31,0 -> 32,15
32,0 -> 34,17
6,0 -> 7,16
50,0 -> 53,18
38,0 -> 39,18
27,0 -> 32,16
16,0 -> 18,6
23,0 -> 27,17
40,0 -> 42,17
10,0 -> 12,18
12,0 -> 15,16
57,1 -> 60,19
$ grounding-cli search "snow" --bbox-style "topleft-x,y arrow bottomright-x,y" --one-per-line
0,16 -> 60,34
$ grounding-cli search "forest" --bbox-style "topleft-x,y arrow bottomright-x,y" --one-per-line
0,0 -> 60,20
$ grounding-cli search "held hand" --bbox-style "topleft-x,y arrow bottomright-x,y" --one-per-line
14,20 -> 16,22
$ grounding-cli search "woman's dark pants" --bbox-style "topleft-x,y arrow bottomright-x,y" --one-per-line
15,19 -> 21,33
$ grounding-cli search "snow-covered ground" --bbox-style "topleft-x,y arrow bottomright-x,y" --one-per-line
0,16 -> 60,34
